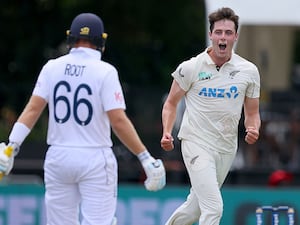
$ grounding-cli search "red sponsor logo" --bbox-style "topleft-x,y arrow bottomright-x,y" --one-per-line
114,92 -> 123,103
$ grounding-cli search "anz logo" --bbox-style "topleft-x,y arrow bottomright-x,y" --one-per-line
199,86 -> 239,99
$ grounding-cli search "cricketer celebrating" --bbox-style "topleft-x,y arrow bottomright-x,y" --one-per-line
160,7 -> 261,225
0,13 -> 166,225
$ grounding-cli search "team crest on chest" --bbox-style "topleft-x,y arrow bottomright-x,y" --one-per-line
229,70 -> 240,79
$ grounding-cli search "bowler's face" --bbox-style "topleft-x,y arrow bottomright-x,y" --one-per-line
209,19 -> 238,60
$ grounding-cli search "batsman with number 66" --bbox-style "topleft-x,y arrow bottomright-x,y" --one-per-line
0,13 -> 166,225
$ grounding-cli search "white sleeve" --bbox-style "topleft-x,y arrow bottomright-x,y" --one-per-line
32,61 -> 53,101
101,67 -> 126,111
246,65 -> 260,98
172,58 -> 197,92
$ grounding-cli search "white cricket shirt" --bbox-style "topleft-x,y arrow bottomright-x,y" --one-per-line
33,47 -> 126,148
173,48 -> 260,153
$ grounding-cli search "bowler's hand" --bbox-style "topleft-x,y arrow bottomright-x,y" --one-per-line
160,133 -> 174,151
245,127 -> 259,144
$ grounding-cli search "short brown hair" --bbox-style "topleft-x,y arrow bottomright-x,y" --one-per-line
208,7 -> 239,33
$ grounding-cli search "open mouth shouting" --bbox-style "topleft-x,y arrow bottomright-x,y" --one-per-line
219,43 -> 227,51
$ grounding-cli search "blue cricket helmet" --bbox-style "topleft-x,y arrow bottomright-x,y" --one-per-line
66,13 -> 108,51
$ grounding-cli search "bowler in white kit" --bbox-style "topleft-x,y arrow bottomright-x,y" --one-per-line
161,7 -> 261,225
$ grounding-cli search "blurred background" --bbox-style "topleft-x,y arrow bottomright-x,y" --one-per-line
1,1 -> 300,224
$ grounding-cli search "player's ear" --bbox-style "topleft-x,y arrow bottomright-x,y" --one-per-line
235,33 -> 238,41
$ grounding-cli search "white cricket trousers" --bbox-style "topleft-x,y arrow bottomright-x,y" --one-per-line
44,146 -> 118,225
165,140 -> 236,225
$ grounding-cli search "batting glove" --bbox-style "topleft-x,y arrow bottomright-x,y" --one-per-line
0,142 -> 17,176
138,150 -> 166,191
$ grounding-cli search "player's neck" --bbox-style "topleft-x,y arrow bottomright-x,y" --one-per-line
74,40 -> 97,49
207,48 -> 231,68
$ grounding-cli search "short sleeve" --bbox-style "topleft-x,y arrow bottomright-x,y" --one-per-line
32,60 -> 53,101
172,57 -> 197,92
101,67 -> 126,111
246,65 -> 260,98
